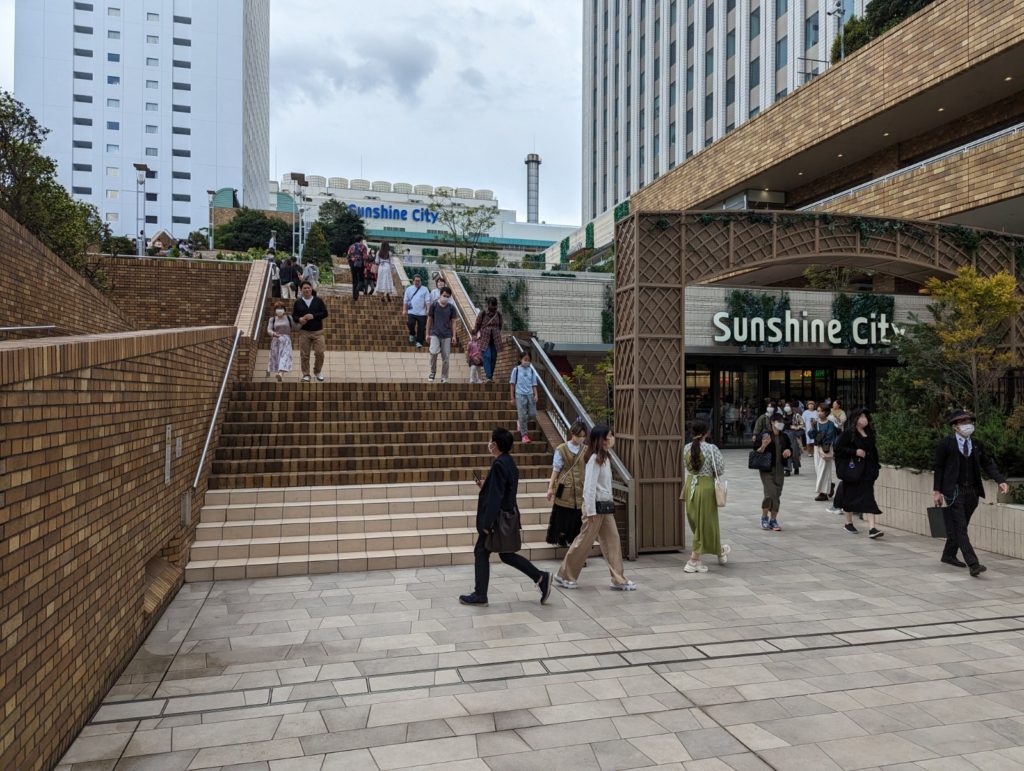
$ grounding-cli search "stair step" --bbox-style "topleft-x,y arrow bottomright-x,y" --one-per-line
201,480 -> 549,505
208,467 -> 553,489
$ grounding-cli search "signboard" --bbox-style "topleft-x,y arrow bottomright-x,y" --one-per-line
712,310 -> 903,346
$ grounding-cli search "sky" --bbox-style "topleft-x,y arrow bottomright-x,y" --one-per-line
0,0 -> 584,226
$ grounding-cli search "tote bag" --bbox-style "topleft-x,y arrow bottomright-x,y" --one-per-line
484,506 -> 522,553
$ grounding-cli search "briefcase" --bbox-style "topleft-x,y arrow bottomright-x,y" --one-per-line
926,506 -> 948,538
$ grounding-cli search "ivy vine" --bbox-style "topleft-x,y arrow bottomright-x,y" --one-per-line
601,284 -> 615,344
585,222 -> 595,249
500,279 -> 529,331
939,224 -> 983,256
559,237 -> 570,261
613,200 -> 630,222
831,293 -> 895,349
725,290 -> 791,346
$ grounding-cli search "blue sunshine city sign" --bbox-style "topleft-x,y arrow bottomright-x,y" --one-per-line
346,203 -> 439,224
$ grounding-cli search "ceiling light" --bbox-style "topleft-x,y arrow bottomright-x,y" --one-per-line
798,172 -> 804,176
883,132 -> 890,137
937,107 -> 945,112
837,153 -> 844,158
1005,76 -> 1014,81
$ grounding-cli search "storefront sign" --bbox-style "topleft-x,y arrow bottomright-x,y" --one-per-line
346,203 -> 439,224
712,310 -> 903,346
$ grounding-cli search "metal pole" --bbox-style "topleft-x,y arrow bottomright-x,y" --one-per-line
136,173 -> 143,257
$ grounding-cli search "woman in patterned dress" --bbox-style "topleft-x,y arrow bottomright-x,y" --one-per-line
266,301 -> 294,382
682,420 -> 730,573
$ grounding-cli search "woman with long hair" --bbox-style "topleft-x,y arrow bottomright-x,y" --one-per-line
682,421 -> 730,573
545,421 -> 588,548
553,425 -> 637,591
266,300 -> 294,382
834,408 -> 884,538
375,240 -> 396,301
472,296 -> 504,383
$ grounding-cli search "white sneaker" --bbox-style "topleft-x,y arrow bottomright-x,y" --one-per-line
683,561 -> 708,574
315,374 -> 325,382
610,580 -> 638,590
553,575 -> 577,589
301,375 -> 311,383
718,544 -> 731,565
428,374 -> 435,382
441,377 -> 448,383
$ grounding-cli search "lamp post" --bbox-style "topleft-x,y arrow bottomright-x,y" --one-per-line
827,0 -> 845,61
133,162 -> 150,257
206,189 -> 216,250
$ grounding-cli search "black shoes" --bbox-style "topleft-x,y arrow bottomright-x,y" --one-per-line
815,494 -> 829,502
459,593 -> 488,606
969,564 -> 987,577
941,557 -> 967,568
538,572 -> 552,604
844,523 -> 858,534
868,528 -> 884,539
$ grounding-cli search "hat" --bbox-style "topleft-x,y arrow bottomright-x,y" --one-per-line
947,409 -> 975,425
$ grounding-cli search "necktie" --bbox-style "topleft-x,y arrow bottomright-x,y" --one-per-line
962,441 -> 970,458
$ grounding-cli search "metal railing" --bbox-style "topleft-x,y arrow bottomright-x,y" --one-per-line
251,260 -> 275,346
0,325 -> 59,338
510,336 -> 637,560
800,120 -> 1024,212
191,329 -> 242,501
443,269 -> 479,347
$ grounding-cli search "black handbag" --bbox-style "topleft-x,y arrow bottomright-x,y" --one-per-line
926,506 -> 948,538
838,457 -> 866,483
748,449 -> 773,472
484,506 -> 522,553
596,500 -> 616,515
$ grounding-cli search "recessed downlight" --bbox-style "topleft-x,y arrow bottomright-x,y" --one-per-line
1006,76 -> 1014,82
883,132 -> 890,137
937,107 -> 945,112
837,153 -> 844,158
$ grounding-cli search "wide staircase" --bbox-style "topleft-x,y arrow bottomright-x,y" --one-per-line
186,284 -> 563,581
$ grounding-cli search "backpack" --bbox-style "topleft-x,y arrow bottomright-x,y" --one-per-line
348,243 -> 366,269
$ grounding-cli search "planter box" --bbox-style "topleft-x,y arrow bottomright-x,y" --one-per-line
877,466 -> 1024,558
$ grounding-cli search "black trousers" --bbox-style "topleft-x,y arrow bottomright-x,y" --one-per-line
942,487 -> 980,566
406,314 -> 426,345
350,265 -> 363,300
473,530 -> 542,598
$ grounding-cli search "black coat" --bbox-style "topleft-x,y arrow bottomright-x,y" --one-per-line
477,452 -> 519,531
754,430 -> 791,470
933,434 -> 1005,500
834,429 -> 882,514
292,294 -> 329,332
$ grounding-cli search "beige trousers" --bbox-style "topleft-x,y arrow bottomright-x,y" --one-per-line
298,329 -> 325,376
557,513 -> 627,584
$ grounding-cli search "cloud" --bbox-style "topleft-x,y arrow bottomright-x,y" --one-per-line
458,66 -> 487,92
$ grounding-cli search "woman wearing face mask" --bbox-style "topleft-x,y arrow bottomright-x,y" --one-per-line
811,405 -> 839,503
266,301 -> 294,382
682,420 -> 730,573
546,421 -> 588,548
753,410 -> 792,531
472,297 -> 504,383
834,408 -> 884,538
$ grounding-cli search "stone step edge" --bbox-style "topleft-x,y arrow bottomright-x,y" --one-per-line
196,505 -> 552,530
200,493 -> 549,512
203,479 -> 551,498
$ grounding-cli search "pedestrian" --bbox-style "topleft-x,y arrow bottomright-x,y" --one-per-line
402,274 -> 429,348
753,409 -> 792,531
292,280 -> 329,383
429,274 -> 447,307
545,420 -> 588,548
266,301 -> 294,382
346,236 -> 369,301
302,260 -> 320,290
375,241 -> 396,301
459,427 -> 552,607
509,350 -> 539,443
785,409 -> 804,476
472,297 -> 504,383
933,409 -> 1010,576
830,399 -> 847,431
751,401 -> 776,442
289,258 -> 301,298
682,420 -> 730,573
802,400 -> 818,456
553,425 -> 637,591
279,258 -> 295,300
426,287 -> 457,383
364,249 -> 377,295
811,404 -> 839,503
270,258 -> 282,299
834,408 -> 884,538
466,337 -> 484,384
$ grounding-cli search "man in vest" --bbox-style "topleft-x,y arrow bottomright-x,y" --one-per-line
932,409 -> 1009,576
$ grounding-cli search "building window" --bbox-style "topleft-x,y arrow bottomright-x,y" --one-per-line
670,1 -> 677,25
171,171 -> 191,179
73,186 -> 92,195
73,94 -> 93,103
726,30 -> 735,58
669,122 -> 676,144
145,192 -> 157,202
727,0 -> 736,10
105,189 -> 118,199
705,49 -> 714,74
670,41 -> 677,65
654,95 -> 660,118
146,35 -> 159,44
146,57 -> 158,66
74,48 -> 93,57
105,143 -> 118,152
107,75 -> 119,84
776,87 -> 788,99
145,103 -> 158,111
805,12 -> 819,48
147,12 -> 159,21
171,216 -> 191,224
145,215 -> 157,224
106,98 -> 119,107
750,7 -> 760,39
726,77 -> 735,105
72,163 -> 92,171
146,80 -> 158,88
704,93 -> 713,119
172,82 -> 191,91
106,166 -> 119,176
72,140 -> 93,148
171,148 -> 190,157
776,37 -> 788,69
107,29 -> 120,39
686,23 -> 694,48
105,212 -> 119,222
173,37 -> 192,47
173,15 -> 192,24
171,126 -> 191,135
687,66 -> 694,91
74,71 -> 93,80
73,2 -> 94,10
686,108 -> 693,133
172,193 -> 191,202
172,59 -> 191,68
669,83 -> 677,106
106,120 -> 119,129
705,3 -> 714,30
73,25 -> 93,34
107,52 -> 119,62
749,57 -> 760,87
107,7 -> 120,16
73,117 -> 93,126
145,147 -> 158,156
172,104 -> 191,113
145,124 -> 158,133
776,0 -> 787,16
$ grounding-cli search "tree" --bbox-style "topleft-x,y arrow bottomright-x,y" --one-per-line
101,233 -> 136,255
302,222 -> 331,271
803,264 -> 854,292
213,207 -> 291,252
832,0 -> 934,62
317,199 -> 364,256
427,189 -> 497,270
186,229 -> 209,253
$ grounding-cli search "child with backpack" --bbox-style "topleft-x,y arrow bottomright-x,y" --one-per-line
467,338 -> 484,384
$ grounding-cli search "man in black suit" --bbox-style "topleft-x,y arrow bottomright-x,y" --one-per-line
933,409 -> 1009,576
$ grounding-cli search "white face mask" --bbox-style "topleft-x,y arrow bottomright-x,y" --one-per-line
438,296 -> 449,305
958,424 -> 975,438
766,408 -> 775,417
783,406 -> 792,414
773,421 -> 785,431
275,309 -> 284,316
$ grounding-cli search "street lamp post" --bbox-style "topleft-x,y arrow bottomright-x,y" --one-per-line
827,0 -> 845,61
133,162 -> 150,257
206,189 -> 216,250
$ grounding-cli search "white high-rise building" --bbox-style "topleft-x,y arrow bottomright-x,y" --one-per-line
582,0 -> 864,220
14,0 -> 269,240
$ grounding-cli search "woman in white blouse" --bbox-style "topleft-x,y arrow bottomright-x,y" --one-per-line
553,425 -> 637,591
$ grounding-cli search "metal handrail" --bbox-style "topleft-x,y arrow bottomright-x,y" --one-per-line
192,329 -> 241,492
442,270 -> 478,344
800,120 -> 1024,211
0,325 -> 57,333
251,260 -> 274,344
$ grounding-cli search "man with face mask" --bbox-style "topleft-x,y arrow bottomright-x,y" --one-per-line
933,409 -> 1009,576
426,287 -> 457,383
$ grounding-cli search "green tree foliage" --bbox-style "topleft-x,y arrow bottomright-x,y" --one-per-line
186,229 -> 209,253
832,0 -> 934,62
564,352 -> 615,426
302,221 -> 331,270
427,189 -> 497,270
803,264 -> 853,292
316,199 -> 365,256
0,90 -> 109,281
213,208 -> 291,252
102,233 -> 137,256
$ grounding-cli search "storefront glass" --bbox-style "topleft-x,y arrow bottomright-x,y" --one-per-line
718,365 -> 758,447
685,362 -> 713,433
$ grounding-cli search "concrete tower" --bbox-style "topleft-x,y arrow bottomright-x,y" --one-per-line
524,153 -> 541,223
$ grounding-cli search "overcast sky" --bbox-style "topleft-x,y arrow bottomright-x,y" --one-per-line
0,0 -> 583,226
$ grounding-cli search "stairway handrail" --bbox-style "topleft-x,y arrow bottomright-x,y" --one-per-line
192,328 -> 242,492
0,324 -> 58,333
443,269 -> 478,344
252,260 -> 274,343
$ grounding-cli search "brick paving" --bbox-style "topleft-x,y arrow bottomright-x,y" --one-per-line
59,450 -> 1024,770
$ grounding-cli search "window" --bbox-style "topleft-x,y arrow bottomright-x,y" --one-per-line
749,57 -> 761,87
146,57 -> 158,66
750,106 -> 760,118
173,37 -> 192,47
106,98 -> 119,107
107,7 -> 120,16
727,0 -> 736,10
171,171 -> 191,179
74,2 -> 94,9
776,0 -> 787,16
107,52 -> 119,62
107,29 -> 120,39
171,126 -> 191,135
173,15 -> 192,24
726,77 -> 735,105
106,120 -> 119,129
106,166 -> 119,176
172,104 -> 191,113
147,12 -> 159,21
172,82 -> 191,91
146,124 -> 158,133
654,95 -> 660,119
146,35 -> 159,44
105,212 -> 119,222
172,216 -> 191,224
172,193 -> 191,202
73,94 -> 93,103
776,87 -> 788,99
670,1 -> 677,25
750,7 -> 760,39
74,48 -> 94,57
726,30 -> 735,58
805,12 -> 819,48
72,186 -> 92,195
143,192 -> 157,203
145,215 -> 157,224
72,163 -> 92,171
145,169 -> 157,179
687,66 -> 694,91
669,83 -> 677,106
146,79 -> 158,88
107,75 -> 120,84
686,22 -> 694,48
105,189 -> 118,199
73,25 -> 93,34
172,59 -> 191,68
145,147 -> 158,156
669,121 -> 676,144
73,117 -> 93,126
705,49 -> 714,74
704,93 -> 713,119
171,148 -> 191,157
73,140 -> 93,149
145,103 -> 158,111
776,37 -> 788,69
705,3 -> 714,30
670,41 -> 677,65
74,71 -> 93,80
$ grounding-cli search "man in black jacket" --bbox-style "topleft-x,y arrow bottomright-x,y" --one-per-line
459,428 -> 552,607
292,281 -> 329,382
933,409 -> 1009,576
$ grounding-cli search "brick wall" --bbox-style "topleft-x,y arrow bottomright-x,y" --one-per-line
0,326 -> 236,771
93,255 -> 253,329
0,209 -> 133,335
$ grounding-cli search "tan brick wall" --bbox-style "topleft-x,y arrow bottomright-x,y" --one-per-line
0,209 -> 133,335
0,326 -> 236,770
92,256 -> 253,330
632,0 -> 1024,213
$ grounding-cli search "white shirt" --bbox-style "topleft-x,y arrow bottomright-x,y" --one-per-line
404,284 -> 429,315
582,455 -> 613,516
552,441 -> 582,472
301,295 -> 315,307
956,434 -> 973,457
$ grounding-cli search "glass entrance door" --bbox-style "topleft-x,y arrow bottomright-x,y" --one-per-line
718,365 -> 758,447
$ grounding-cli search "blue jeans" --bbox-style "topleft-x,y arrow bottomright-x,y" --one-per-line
482,343 -> 497,380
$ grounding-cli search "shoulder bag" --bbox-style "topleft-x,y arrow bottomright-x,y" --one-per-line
595,500 -> 616,514
484,506 -> 522,553
837,456 -> 866,483
748,448 -> 773,472
713,454 -> 728,506
554,445 -> 586,499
